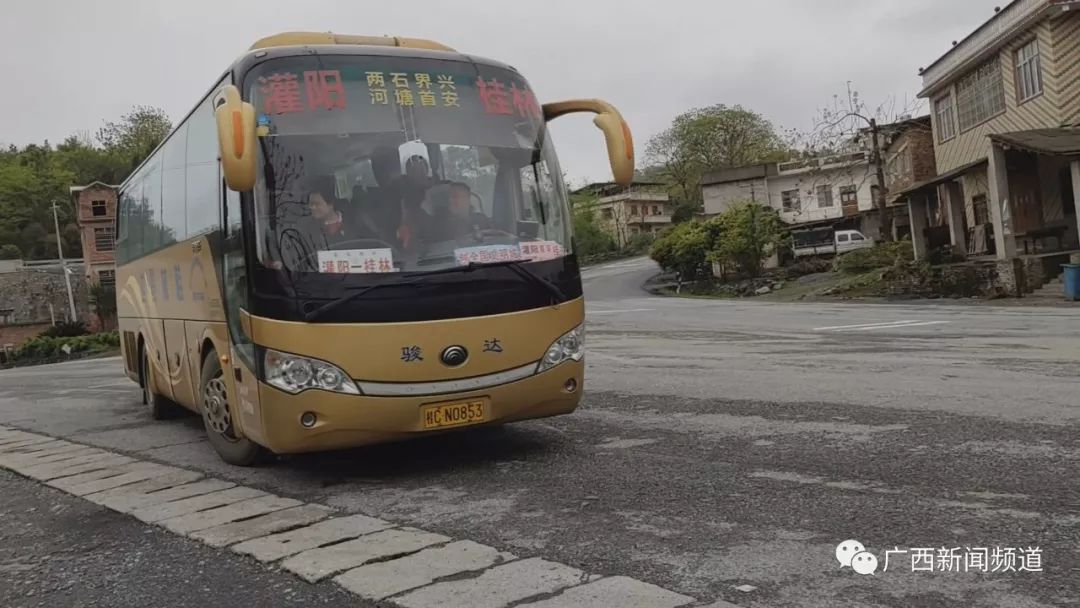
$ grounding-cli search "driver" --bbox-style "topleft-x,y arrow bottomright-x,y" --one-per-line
305,180 -> 356,248
431,182 -> 491,241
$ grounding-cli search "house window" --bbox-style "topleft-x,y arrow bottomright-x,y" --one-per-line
91,200 -> 108,217
956,56 -> 1006,131
972,194 -> 990,225
816,185 -> 834,208
98,269 -> 116,287
935,93 -> 957,142
601,208 -> 613,219
94,227 -> 115,252
630,204 -> 638,215
840,185 -> 858,206
652,206 -> 660,215
781,189 -> 801,212
1016,39 -> 1043,102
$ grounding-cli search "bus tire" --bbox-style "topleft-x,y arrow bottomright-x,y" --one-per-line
199,351 -> 265,467
141,345 -> 181,420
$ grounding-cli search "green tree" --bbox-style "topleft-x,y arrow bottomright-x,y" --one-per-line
569,192 -> 617,260
645,105 -> 789,217
96,106 -> 172,176
0,244 -> 21,259
650,221 -> 712,289
89,283 -> 118,330
709,202 -> 789,278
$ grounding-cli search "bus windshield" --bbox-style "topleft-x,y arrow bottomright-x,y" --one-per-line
245,55 -> 572,277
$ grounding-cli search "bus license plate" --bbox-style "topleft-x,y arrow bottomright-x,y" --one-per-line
422,401 -> 486,430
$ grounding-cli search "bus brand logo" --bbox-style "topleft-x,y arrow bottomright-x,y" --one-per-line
440,346 -> 468,367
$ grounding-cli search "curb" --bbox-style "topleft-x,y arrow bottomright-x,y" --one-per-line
0,425 -> 744,608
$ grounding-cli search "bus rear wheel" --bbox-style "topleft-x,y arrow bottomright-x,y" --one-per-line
199,351 -> 266,466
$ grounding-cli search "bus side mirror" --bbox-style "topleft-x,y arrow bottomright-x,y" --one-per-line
542,99 -> 634,187
214,85 -> 257,192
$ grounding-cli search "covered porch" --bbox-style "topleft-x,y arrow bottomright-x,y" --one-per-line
898,129 -> 1080,295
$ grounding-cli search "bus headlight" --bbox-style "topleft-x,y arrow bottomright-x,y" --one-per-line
536,324 -> 584,373
263,348 -> 360,395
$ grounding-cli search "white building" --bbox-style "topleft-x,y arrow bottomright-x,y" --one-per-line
701,152 -> 882,236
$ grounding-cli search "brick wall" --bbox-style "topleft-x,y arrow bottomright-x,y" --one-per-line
0,323 -> 51,348
885,126 -> 937,196
75,185 -> 118,268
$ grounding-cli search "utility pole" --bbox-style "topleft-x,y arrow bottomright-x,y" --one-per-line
51,201 -> 78,323
868,118 -> 892,242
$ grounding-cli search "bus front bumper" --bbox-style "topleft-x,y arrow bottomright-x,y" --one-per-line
254,361 -> 583,454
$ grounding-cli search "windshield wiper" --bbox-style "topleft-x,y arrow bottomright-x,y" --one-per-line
303,277 -> 426,322
410,260 -> 566,302
303,260 -> 566,322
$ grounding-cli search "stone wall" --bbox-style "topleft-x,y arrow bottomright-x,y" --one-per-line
0,268 -> 92,327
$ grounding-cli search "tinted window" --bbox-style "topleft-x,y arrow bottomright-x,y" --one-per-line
140,158 -> 164,253
116,178 -> 140,264
851,233 -> 865,241
161,123 -> 188,243
187,97 -> 221,236
837,234 -> 850,242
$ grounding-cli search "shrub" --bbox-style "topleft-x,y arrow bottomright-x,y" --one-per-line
13,331 -> 120,363
835,239 -> 914,275
40,320 -> 89,338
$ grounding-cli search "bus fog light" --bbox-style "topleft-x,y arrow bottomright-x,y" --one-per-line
536,324 -> 585,373
300,412 -> 317,428
564,378 -> 577,393
263,348 -> 360,395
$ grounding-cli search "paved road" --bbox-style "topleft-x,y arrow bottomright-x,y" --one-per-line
3,256 -> 1080,607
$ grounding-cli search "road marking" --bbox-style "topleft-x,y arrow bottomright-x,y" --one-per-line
0,425 -> 732,608
814,319 -> 949,331
587,308 -> 656,315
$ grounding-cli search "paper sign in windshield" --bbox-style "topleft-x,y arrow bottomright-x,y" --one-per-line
317,249 -> 396,274
454,245 -> 523,266
519,241 -> 564,261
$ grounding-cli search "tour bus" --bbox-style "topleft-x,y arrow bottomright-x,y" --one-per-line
115,32 -> 634,465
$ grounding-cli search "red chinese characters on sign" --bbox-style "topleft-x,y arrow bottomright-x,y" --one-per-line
260,73 -> 305,115
511,84 -> 542,119
321,260 -> 336,273
260,71 -> 347,115
477,77 -> 512,115
305,70 -> 347,110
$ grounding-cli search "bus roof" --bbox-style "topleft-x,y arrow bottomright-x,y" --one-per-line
249,32 -> 456,53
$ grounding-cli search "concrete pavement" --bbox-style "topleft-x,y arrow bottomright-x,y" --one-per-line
1,256 -> 1078,607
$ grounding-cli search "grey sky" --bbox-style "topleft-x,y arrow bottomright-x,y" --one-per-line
2,0 -> 995,185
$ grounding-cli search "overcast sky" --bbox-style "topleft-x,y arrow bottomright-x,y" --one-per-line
2,0 -> 997,185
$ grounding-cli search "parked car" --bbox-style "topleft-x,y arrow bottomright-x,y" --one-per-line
792,228 -> 873,258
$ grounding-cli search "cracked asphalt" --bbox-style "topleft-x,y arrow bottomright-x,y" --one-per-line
2,256 -> 1079,607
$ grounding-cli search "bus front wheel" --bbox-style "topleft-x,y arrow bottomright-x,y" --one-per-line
199,351 -> 266,466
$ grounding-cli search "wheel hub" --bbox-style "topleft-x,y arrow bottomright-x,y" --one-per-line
203,377 -> 233,436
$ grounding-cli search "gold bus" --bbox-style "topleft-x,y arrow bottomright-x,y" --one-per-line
116,32 -> 633,465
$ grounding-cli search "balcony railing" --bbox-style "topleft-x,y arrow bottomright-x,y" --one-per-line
598,191 -> 671,203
